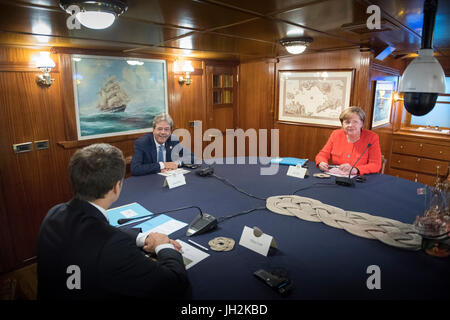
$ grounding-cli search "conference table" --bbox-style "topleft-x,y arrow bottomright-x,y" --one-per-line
114,157 -> 449,300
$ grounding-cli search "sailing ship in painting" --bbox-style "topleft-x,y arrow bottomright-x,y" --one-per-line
97,76 -> 131,113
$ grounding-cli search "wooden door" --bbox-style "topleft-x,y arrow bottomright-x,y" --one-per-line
205,63 -> 238,160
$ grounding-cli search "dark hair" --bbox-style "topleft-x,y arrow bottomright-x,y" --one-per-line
69,143 -> 125,201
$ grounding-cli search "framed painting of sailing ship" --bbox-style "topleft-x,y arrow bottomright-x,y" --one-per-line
71,54 -> 168,140
371,80 -> 395,128
278,70 -> 353,127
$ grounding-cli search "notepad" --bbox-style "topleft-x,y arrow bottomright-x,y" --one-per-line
270,157 -> 308,166
134,215 -> 187,235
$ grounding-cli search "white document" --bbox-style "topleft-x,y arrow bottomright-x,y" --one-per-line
120,209 -> 138,218
327,167 -> 356,178
286,166 -> 307,179
163,173 -> 186,189
147,219 -> 187,235
176,240 -> 210,270
327,172 -> 357,178
158,168 -> 190,177
239,226 -> 277,257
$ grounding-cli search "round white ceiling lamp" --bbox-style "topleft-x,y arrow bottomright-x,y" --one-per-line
280,37 -> 313,55
59,0 -> 128,30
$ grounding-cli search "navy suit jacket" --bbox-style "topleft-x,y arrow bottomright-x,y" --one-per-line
131,132 -> 192,176
37,198 -> 190,300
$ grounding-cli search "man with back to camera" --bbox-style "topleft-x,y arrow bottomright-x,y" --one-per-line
131,113 -> 191,176
37,143 -> 190,299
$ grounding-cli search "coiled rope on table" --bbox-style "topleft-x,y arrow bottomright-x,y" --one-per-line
266,195 -> 422,250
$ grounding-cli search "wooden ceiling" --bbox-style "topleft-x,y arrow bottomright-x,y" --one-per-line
0,0 -> 448,61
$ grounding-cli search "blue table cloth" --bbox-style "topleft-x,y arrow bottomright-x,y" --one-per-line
114,158 -> 450,300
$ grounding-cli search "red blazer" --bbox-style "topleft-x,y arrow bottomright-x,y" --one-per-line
315,129 -> 381,175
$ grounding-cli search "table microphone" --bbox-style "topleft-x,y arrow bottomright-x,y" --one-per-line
117,205 -> 206,225
117,213 -> 163,225
186,212 -> 218,236
335,143 -> 371,187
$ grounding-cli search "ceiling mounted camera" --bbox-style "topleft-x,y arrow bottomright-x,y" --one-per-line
398,0 -> 446,116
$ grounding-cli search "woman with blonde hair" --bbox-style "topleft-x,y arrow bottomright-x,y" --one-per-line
315,107 -> 382,175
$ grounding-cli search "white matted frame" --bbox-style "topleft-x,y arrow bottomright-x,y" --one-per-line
371,80 -> 395,128
278,70 -> 353,127
71,54 -> 168,140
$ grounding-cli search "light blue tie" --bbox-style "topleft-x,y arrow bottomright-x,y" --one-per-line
157,145 -> 164,162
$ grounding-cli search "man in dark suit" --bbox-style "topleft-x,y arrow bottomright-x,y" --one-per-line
37,143 -> 190,299
131,113 -> 188,176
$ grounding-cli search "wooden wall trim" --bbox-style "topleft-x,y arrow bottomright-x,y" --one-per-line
0,63 -> 37,72
51,47 -> 175,61
393,129 -> 450,143
355,51 -> 372,129
56,133 -> 147,149
58,53 -> 77,141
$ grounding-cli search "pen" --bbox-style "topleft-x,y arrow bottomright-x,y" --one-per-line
188,239 -> 209,251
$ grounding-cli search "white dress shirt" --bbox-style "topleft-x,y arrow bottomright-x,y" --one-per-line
89,202 -> 174,254
154,138 -> 167,170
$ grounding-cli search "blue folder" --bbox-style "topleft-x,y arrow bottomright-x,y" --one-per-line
270,157 -> 308,166
107,202 -> 154,227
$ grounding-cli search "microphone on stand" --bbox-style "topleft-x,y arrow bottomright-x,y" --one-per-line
335,143 -> 372,187
117,205 -> 218,237
117,205 -> 204,225
118,213 -> 163,225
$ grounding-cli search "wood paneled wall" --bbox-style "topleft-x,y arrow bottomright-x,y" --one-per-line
0,45 -> 416,272
238,49 -> 377,161
238,60 -> 275,131
0,47 -> 210,272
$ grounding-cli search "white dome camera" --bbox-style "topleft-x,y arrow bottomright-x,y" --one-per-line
399,49 -> 446,116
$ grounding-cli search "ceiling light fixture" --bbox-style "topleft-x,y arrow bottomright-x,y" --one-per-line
280,37 -> 313,55
59,0 -> 128,30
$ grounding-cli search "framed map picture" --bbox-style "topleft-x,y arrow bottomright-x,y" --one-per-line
71,54 -> 168,140
278,70 -> 353,127
371,80 -> 395,128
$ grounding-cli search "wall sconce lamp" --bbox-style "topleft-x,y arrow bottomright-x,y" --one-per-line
35,51 -> 56,87
174,60 -> 194,85
280,37 -> 313,54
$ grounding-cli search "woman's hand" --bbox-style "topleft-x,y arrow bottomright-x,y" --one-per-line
339,163 -> 358,175
318,162 -> 329,171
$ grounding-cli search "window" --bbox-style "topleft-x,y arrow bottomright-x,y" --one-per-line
410,77 -> 450,129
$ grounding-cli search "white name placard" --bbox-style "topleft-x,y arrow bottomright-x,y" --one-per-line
286,165 -> 307,179
163,173 -> 186,189
239,226 -> 277,256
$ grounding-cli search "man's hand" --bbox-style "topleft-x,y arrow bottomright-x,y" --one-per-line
164,161 -> 179,170
143,232 -> 182,253
169,239 -> 182,252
